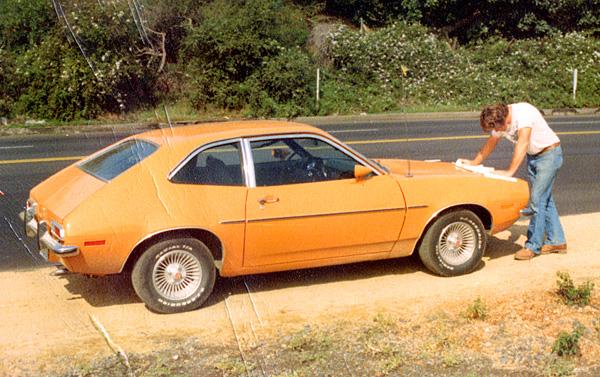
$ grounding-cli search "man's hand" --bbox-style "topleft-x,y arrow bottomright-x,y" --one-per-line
457,158 -> 477,166
494,170 -> 514,177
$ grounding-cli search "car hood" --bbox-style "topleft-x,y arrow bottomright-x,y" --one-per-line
30,164 -> 105,220
377,159 -> 474,177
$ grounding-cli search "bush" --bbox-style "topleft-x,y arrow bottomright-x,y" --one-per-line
244,48 -> 316,118
552,322 -> 585,357
324,22 -> 600,113
464,297 -> 488,321
10,0 -> 161,120
0,0 -> 55,51
0,49 -> 17,117
556,271 -> 595,307
182,0 -> 309,111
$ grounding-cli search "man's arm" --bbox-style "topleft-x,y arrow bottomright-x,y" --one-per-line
459,135 -> 500,165
497,127 -> 531,176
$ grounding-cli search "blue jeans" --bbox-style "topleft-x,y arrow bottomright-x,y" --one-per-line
525,146 -> 566,253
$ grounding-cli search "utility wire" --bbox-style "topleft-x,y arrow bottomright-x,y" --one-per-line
51,0 -> 101,80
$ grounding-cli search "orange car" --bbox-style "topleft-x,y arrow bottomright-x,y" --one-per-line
21,120 -> 528,313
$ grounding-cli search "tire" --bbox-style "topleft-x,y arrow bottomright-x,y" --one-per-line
418,210 -> 486,277
131,238 -> 216,314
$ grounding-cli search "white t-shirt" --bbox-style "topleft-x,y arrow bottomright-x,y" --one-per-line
491,102 -> 560,155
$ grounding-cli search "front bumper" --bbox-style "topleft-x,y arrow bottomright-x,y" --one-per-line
19,210 -> 79,260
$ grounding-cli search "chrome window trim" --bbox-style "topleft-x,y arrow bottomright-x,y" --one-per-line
167,138 -> 246,186
241,138 -> 256,188
245,133 -> 383,180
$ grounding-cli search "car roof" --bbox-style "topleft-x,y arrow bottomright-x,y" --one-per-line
134,120 -> 327,148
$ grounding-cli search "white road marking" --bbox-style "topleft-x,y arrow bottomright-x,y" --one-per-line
0,145 -> 34,150
549,120 -> 599,125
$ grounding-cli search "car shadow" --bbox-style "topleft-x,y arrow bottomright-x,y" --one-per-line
59,253 -> 430,309
58,225 -> 528,310
485,223 -> 528,260
59,273 -> 140,306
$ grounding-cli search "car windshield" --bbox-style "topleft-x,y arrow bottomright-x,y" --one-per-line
79,139 -> 158,181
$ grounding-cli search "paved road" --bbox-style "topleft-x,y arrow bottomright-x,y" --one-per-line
1,114 -> 599,271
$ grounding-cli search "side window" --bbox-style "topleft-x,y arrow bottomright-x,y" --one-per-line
79,139 -> 157,181
171,142 -> 244,186
250,137 -> 360,186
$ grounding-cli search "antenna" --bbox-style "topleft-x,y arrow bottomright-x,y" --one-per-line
404,117 -> 412,177
163,104 -> 173,129
401,95 -> 413,177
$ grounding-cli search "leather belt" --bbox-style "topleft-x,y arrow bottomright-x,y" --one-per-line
534,142 -> 560,156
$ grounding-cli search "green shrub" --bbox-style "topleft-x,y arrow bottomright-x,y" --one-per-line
325,23 -> 600,113
10,0 -> 161,120
0,0 -> 55,51
552,322 -> 585,357
0,49 -> 17,117
244,48 -> 316,118
182,0 -> 309,111
556,271 -> 595,307
464,297 -> 488,321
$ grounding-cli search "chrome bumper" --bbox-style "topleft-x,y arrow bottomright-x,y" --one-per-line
19,211 -> 79,259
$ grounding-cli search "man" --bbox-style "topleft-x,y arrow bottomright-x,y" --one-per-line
459,102 -> 566,260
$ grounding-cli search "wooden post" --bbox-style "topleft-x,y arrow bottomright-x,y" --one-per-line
316,68 -> 320,109
572,68 -> 578,102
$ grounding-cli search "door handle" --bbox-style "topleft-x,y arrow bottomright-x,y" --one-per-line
258,196 -> 279,206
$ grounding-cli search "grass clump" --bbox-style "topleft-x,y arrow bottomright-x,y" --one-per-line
552,322 -> 585,357
214,355 -> 253,376
286,326 -> 333,364
464,297 -> 488,320
556,271 -> 594,307
544,356 -> 575,377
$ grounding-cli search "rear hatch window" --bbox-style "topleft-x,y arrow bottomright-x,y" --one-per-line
79,139 -> 158,181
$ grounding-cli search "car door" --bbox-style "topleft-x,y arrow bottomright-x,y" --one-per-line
169,140 -> 248,264
243,135 -> 406,267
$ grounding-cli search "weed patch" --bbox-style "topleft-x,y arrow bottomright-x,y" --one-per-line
552,322 -> 585,357
464,297 -> 488,321
556,271 -> 594,307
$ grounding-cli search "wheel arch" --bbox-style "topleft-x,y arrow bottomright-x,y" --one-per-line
122,228 -> 224,274
413,204 -> 492,253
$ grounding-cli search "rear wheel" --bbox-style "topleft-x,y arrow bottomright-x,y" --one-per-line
418,210 -> 486,277
132,238 -> 216,313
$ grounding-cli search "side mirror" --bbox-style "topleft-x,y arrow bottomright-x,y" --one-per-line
354,165 -> 373,181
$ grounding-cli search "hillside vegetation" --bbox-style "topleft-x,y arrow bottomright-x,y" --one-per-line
0,0 -> 598,121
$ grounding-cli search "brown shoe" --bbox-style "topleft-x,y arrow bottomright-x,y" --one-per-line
540,243 -> 567,255
514,248 -> 538,260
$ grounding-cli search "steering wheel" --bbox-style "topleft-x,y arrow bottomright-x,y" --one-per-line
304,157 -> 327,180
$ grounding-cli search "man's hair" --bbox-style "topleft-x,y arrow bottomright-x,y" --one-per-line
480,103 -> 509,132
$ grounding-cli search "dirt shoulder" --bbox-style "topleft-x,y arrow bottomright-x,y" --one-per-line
1,213 -> 600,376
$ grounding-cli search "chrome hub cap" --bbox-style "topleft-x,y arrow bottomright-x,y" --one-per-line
153,250 -> 202,301
438,222 -> 476,266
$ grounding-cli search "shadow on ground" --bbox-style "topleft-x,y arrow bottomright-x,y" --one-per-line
57,224 -> 528,311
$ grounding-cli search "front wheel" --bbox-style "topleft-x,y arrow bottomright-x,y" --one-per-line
132,238 -> 216,314
418,210 -> 486,277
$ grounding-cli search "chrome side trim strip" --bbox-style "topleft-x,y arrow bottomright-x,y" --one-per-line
220,219 -> 246,225
247,207 -> 405,223
406,204 -> 428,210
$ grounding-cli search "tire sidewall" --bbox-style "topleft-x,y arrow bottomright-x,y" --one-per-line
132,238 -> 216,314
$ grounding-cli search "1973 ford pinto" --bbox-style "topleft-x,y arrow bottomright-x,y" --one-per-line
21,121 -> 528,313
